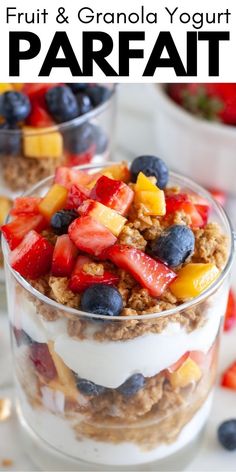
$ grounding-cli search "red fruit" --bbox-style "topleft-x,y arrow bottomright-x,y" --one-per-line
23,83 -> 58,99
107,245 -> 176,297
55,167 -> 93,190
165,193 -> 204,228
51,235 -> 78,277
69,255 -> 119,293
68,216 -> 117,256
91,175 -> 134,215
221,362 -> 236,390
27,102 -> 54,127
2,214 -> 47,249
10,230 -> 53,279
208,188 -> 227,207
190,194 -> 211,227
66,144 -> 96,167
30,343 -> 57,381
224,290 -> 236,332
11,197 -> 41,216
66,184 -> 90,210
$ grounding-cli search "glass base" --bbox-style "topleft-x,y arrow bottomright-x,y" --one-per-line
16,402 -> 205,472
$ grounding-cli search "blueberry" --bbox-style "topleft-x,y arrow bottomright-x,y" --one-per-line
81,284 -> 123,317
0,91 -> 31,124
76,378 -> 106,396
66,83 -> 87,93
218,420 -> 236,451
63,123 -> 94,154
51,209 -> 78,235
77,93 -> 93,115
91,124 -> 108,154
0,122 -> 21,155
130,155 -> 169,189
151,225 -> 195,267
117,374 -> 145,397
87,85 -> 112,107
45,86 -> 79,123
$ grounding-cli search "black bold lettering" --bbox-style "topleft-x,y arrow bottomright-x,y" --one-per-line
82,32 -> 117,76
198,31 -> 230,76
9,31 -> 41,76
39,32 -> 82,76
143,32 -> 186,76
119,32 -> 144,76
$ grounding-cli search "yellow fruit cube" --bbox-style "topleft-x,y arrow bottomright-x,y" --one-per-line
170,263 -> 219,299
23,126 -> 63,159
135,173 -> 166,216
0,197 -> 11,226
102,162 -> 130,182
80,200 -> 126,236
169,357 -> 202,388
0,83 -> 13,94
135,172 -> 158,192
48,341 -> 77,388
38,184 -> 68,219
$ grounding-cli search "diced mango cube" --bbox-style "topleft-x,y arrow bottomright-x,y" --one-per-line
79,200 -> 126,237
38,184 -> 68,220
23,126 -> 63,159
135,172 -> 166,216
0,83 -> 13,94
48,341 -> 77,388
102,162 -> 130,182
169,357 -> 202,388
135,172 -> 158,192
0,197 -> 12,226
170,263 -> 219,299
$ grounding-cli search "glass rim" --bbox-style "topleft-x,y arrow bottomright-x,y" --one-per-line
2,162 -> 235,322
0,85 -> 116,137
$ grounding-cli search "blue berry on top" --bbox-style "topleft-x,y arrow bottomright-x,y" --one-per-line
0,91 -> 31,123
45,85 -> 79,123
117,374 -> 145,396
80,284 -> 123,317
63,123 -> 94,154
0,122 -> 22,156
151,225 -> 195,267
66,83 -> 87,93
77,93 -> 93,115
218,420 -> 236,451
51,209 -> 78,235
76,378 -> 106,396
130,155 -> 169,189
87,85 -> 112,107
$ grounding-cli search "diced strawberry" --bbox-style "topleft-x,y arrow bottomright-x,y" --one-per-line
168,352 -> 190,373
10,230 -> 53,279
66,184 -> 90,210
51,235 -> 78,277
68,216 -> 117,256
190,195 -> 211,226
91,175 -> 134,215
66,144 -> 96,167
208,188 -> 227,207
23,83 -> 59,99
27,102 -> 54,127
165,193 -> 204,228
106,245 -> 176,297
221,362 -> 236,390
10,197 -> 41,216
224,289 -> 236,332
54,167 -> 93,190
69,255 -> 119,293
2,214 -> 48,249
30,342 -> 57,381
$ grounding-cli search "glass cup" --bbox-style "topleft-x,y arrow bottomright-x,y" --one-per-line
0,85 -> 117,284
2,164 -> 234,471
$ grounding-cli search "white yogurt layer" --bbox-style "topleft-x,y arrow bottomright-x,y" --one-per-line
18,383 -> 213,466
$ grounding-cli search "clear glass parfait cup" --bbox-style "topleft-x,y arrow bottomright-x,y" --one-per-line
2,163 -> 235,471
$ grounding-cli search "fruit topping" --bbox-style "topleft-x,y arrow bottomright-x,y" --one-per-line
76,378 -> 106,396
221,362 -> 236,390
38,184 -> 68,220
68,216 -> 117,256
54,166 -> 93,189
107,245 -> 176,297
170,263 -> 219,299
218,420 -> 236,451
134,172 -> 166,216
0,91 -> 31,123
30,342 -> 57,381
224,289 -> 236,332
0,197 -> 12,226
130,155 -> 169,189
78,200 -> 127,237
51,235 -> 78,277
102,162 -> 130,183
64,123 -> 94,155
166,193 -> 205,228
80,283 -> 123,317
0,122 -> 22,155
51,209 -> 78,235
151,225 -> 195,267
10,197 -> 41,216
66,184 -> 90,210
69,255 -> 119,293
10,230 -> 53,279
87,85 -> 111,107
117,374 -> 145,396
168,357 -> 202,388
23,126 -> 63,159
91,175 -> 134,215
2,214 -> 47,249
76,93 -> 93,115
45,85 -> 79,123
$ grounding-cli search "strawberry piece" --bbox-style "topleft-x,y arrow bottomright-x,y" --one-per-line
224,290 -> 236,332
69,255 -> 119,293
66,184 -> 90,210
165,193 -> 204,228
51,235 -> 78,277
11,197 -> 41,216
91,175 -> 134,215
54,167 -> 93,190
208,188 -> 227,207
190,194 -> 211,227
221,362 -> 236,390
27,102 -> 54,127
66,144 -> 96,167
10,230 -> 53,279
2,214 -> 47,249
107,245 -> 176,297
68,216 -> 117,256
23,83 -> 58,99
30,342 -> 57,381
